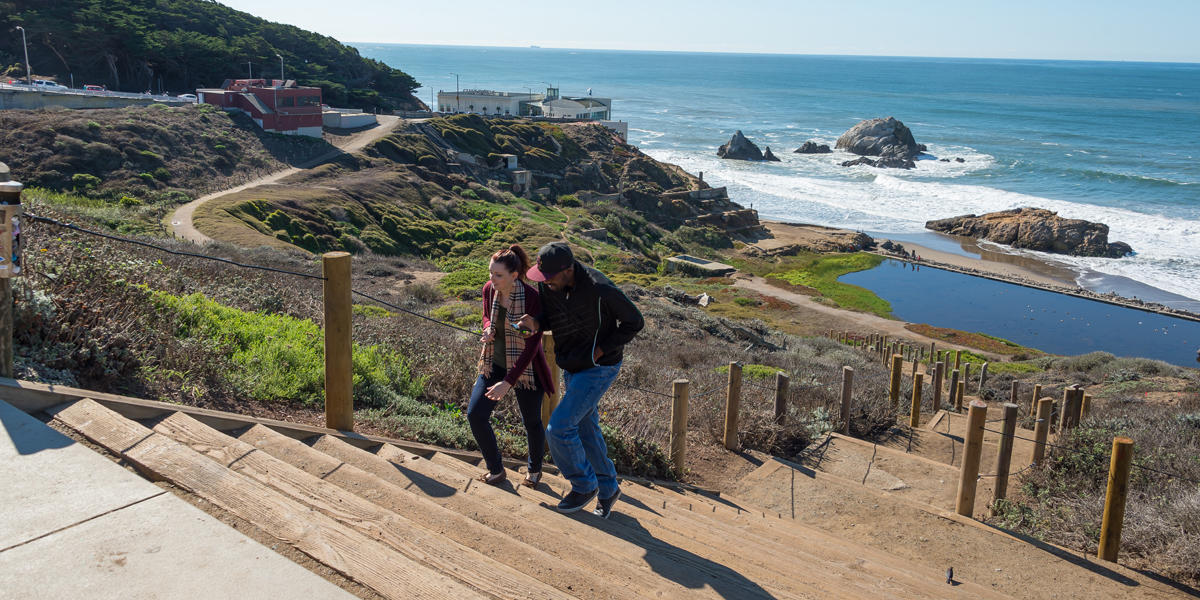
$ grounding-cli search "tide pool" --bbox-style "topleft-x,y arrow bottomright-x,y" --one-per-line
839,259 -> 1200,367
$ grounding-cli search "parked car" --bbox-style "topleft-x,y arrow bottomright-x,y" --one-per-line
30,79 -> 68,90
177,93 -> 197,102
83,84 -> 106,91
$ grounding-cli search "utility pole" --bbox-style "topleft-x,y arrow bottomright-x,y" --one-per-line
449,72 -> 459,112
276,53 -> 284,82
247,61 -> 253,79
15,26 -> 30,85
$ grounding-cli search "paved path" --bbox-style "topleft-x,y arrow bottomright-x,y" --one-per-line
169,115 -> 403,244
0,397 -> 353,599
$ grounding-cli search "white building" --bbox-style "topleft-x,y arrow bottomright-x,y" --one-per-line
436,86 -> 612,121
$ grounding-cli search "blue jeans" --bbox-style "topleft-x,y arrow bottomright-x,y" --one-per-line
546,362 -> 621,498
467,365 -> 546,475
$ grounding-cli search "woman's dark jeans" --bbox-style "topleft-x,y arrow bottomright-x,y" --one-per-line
467,365 -> 546,475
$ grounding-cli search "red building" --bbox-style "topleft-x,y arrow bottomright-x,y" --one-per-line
197,79 -> 323,137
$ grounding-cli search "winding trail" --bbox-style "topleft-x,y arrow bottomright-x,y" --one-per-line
168,115 -> 405,244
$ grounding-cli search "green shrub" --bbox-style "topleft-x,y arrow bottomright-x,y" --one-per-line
71,173 -> 101,190
438,259 -> 490,299
557,194 -> 581,207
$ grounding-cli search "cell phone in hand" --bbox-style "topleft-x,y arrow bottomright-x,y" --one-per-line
509,321 -> 532,335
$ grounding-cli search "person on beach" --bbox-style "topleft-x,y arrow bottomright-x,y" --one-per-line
468,244 -> 555,487
516,242 -> 644,517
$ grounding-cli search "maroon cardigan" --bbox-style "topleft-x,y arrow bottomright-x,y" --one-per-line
481,280 -> 556,395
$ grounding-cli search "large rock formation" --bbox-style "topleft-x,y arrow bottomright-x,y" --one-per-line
836,117 -> 926,170
763,146 -> 781,162
925,207 -> 1134,258
717,130 -> 765,161
794,141 -> 831,154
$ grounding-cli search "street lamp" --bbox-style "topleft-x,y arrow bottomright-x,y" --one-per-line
15,26 -> 30,85
449,72 -> 459,113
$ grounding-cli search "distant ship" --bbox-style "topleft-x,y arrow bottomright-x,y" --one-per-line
529,45 -> 541,48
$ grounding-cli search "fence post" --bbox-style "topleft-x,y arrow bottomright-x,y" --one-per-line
889,354 -> 903,410
1009,380 -> 1020,408
323,251 -> 353,432
956,400 -> 988,517
670,379 -> 689,474
929,342 -> 936,365
1098,437 -> 1134,562
957,381 -> 966,412
949,368 -> 961,411
0,169 -> 20,379
1060,385 -> 1082,431
541,332 -> 561,428
774,371 -> 789,425
979,362 -> 989,394
954,349 -> 963,371
1031,383 -> 1043,416
933,361 -> 945,409
992,403 -> 1019,506
1031,397 -> 1053,466
1081,394 -> 1092,420
840,366 -> 853,435
963,362 -> 972,391
723,362 -> 743,451
910,355 -> 919,381
909,373 -> 924,428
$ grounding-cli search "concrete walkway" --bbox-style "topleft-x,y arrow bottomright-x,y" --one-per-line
0,398 -> 353,599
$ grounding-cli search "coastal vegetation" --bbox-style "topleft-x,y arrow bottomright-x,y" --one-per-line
0,0 -> 422,111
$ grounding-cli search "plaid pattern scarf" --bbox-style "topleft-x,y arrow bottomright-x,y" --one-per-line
477,282 -> 537,389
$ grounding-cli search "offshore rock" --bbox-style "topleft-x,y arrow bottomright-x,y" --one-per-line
717,130 -> 765,161
794,141 -> 832,154
763,146 -> 781,162
925,207 -> 1134,258
836,117 -> 926,169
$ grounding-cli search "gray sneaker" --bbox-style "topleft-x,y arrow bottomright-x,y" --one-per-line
556,488 -> 599,513
593,488 -> 621,519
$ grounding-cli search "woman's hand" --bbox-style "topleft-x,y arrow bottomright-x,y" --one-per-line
485,380 -> 512,401
480,326 -> 495,344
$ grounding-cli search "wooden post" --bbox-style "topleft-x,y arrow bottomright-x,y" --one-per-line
540,332 -> 561,428
963,363 -> 972,391
956,400 -> 988,517
954,350 -> 963,371
909,373 -> 924,428
929,341 -> 936,365
1060,385 -> 1082,431
889,354 -> 903,410
949,369 -> 961,411
1081,394 -> 1092,420
723,362 -> 742,451
1009,380 -> 1020,409
910,355 -> 919,381
0,172 -> 20,379
322,251 -> 353,431
978,362 -> 989,394
840,366 -> 853,435
1098,437 -> 1134,562
774,371 -> 789,425
992,403 -> 1019,505
932,361 -> 944,409
1031,383 -> 1043,416
1031,397 -> 1053,466
670,379 -> 689,474
957,381 -> 966,411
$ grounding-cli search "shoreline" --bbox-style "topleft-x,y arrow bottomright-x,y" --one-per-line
755,220 -> 1200,324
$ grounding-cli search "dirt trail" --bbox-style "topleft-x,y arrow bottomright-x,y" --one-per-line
168,115 -> 403,244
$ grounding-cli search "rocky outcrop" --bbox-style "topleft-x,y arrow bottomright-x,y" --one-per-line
763,146 -> 781,162
794,141 -> 831,154
836,117 -> 926,170
717,130 -> 765,161
925,207 -> 1134,258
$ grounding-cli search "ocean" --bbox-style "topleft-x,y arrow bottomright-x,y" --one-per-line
354,44 -> 1200,308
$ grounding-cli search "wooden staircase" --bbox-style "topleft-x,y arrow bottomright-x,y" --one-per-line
46,397 -> 1008,600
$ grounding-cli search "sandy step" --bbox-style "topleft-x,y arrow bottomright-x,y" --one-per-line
911,410 -> 1047,467
48,399 -> 485,600
428,452 -> 987,600
728,456 -> 1190,600
309,435 -> 695,599
233,424 -> 638,600
498,457 -> 1007,600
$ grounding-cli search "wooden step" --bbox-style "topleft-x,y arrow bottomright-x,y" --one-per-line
148,412 -> 576,600
728,456 -> 1190,600
48,399 -> 485,600
427,452 -> 994,600
308,434 -> 694,599
465,455 -> 1009,600
233,423 -> 640,600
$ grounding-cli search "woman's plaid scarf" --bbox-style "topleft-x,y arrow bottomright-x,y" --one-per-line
477,282 -> 537,389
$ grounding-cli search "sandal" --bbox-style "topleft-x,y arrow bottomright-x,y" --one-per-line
521,471 -> 542,488
477,470 -> 507,486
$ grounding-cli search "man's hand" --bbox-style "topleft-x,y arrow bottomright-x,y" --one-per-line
515,314 -> 539,338
485,380 -> 511,401
593,347 -> 604,362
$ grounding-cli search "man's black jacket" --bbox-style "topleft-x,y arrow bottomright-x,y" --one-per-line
536,261 -> 644,373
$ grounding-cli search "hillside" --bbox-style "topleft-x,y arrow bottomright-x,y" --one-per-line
0,0 -> 422,111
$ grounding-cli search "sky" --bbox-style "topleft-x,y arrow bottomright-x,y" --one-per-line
214,0 -> 1199,63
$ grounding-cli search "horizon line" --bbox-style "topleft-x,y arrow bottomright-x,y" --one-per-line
347,41 -> 1200,66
